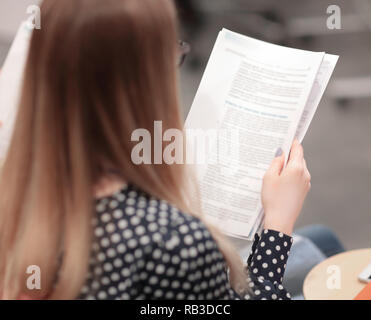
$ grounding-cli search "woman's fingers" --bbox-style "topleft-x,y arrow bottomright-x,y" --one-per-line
288,139 -> 303,163
303,158 -> 311,189
286,139 -> 305,175
266,150 -> 285,176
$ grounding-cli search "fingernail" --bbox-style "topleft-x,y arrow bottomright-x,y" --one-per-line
275,147 -> 283,157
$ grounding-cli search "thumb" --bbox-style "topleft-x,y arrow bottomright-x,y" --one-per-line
267,148 -> 285,175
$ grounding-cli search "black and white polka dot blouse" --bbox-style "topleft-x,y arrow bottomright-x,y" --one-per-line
78,184 -> 293,300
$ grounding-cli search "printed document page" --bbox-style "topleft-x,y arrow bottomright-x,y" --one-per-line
186,29 -> 327,239
295,54 -> 339,142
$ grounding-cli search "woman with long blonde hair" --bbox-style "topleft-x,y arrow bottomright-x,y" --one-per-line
0,0 -> 310,300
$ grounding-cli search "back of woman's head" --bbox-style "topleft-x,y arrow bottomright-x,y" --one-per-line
30,0 -> 181,183
0,0 -> 187,299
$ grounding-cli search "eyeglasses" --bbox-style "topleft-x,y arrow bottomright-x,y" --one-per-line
177,40 -> 191,67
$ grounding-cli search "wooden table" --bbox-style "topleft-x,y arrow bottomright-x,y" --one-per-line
303,248 -> 371,300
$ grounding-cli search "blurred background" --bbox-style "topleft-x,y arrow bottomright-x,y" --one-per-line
0,0 -> 370,249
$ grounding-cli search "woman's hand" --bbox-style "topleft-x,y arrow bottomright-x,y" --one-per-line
262,139 -> 311,235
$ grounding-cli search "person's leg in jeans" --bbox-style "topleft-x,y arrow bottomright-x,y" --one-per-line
295,224 -> 345,258
283,225 -> 345,299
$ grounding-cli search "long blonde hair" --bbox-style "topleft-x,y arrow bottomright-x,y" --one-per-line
0,0 -> 245,299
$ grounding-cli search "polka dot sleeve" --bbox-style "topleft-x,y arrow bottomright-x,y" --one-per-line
245,229 -> 293,300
